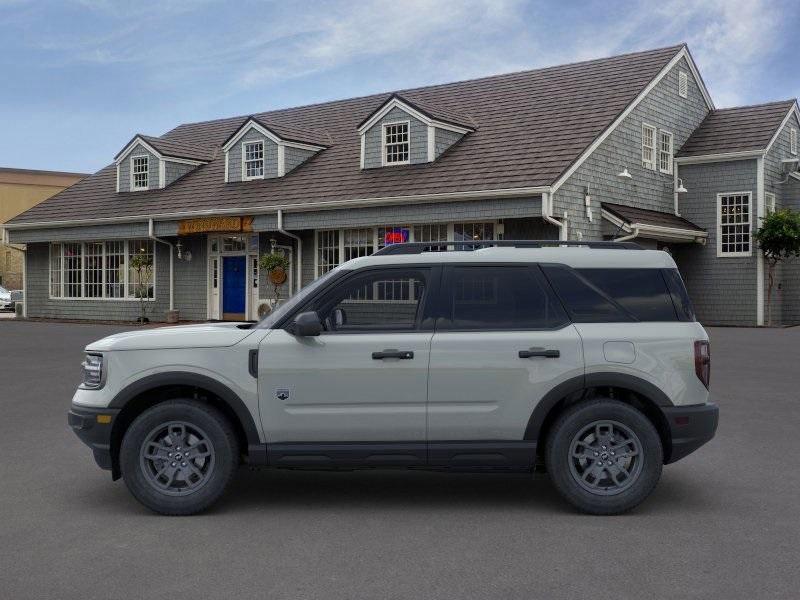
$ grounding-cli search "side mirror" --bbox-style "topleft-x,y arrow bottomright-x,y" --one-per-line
291,311 -> 322,337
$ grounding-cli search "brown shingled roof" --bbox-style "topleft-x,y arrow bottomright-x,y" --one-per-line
602,202 -> 705,232
677,100 -> 797,157
11,45 -> 686,225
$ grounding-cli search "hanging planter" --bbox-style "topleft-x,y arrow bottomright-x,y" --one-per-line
259,252 -> 291,307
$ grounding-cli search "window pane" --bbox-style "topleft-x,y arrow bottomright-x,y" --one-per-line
105,241 -> 126,298
577,269 -> 678,321
719,194 -> 751,255
132,156 -> 149,189
317,230 -> 340,275
542,265 -> 632,323
317,269 -> 427,331
128,239 -> 154,299
244,141 -> 264,177
384,122 -> 409,164
444,266 -> 567,330
84,242 -> 104,298
63,242 -> 82,298
662,268 -> 696,322
343,228 -> 374,260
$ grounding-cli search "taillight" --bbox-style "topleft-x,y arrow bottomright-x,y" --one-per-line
694,340 -> 710,389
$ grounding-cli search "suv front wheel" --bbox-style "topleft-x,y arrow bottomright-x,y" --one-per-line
120,400 -> 238,515
545,399 -> 663,515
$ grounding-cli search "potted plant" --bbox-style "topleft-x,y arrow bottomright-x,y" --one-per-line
129,251 -> 154,324
259,252 -> 291,308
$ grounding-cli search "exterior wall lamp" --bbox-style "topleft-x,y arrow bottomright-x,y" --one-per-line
675,178 -> 688,193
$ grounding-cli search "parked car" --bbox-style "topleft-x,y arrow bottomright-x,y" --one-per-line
68,240 -> 718,515
0,285 -> 13,311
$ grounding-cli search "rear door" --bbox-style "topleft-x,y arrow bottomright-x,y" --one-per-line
426,265 -> 584,467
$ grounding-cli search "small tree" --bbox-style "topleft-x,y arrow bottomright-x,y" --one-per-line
259,252 -> 291,307
129,251 -> 154,324
754,208 -> 800,326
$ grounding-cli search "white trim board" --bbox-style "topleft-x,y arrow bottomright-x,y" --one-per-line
114,135 -> 207,167
5,186 -> 551,230
551,46 -> 714,194
221,119 -> 327,153
763,103 -> 800,156
675,150 -> 764,165
357,96 -> 474,136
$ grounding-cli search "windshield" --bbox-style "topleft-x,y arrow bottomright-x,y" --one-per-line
257,267 -> 341,329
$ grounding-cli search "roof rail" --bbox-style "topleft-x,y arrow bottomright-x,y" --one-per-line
373,239 -> 643,256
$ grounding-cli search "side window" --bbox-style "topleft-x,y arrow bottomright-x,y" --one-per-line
441,266 -> 568,330
541,265 -> 633,323
314,269 -> 428,332
577,269 -> 678,321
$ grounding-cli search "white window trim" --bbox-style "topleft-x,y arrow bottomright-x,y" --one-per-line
314,221 -> 501,277
765,192 -> 776,214
716,191 -> 753,258
130,155 -> 150,191
790,127 -> 797,155
381,120 -> 411,167
48,240 -> 157,301
659,130 -> 674,174
678,70 -> 688,99
241,140 -> 266,181
642,123 -> 657,171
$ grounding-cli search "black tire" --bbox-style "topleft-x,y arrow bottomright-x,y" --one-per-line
120,400 -> 238,515
545,399 -> 663,515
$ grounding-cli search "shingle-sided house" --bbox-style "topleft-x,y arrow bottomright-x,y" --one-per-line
4,44 -> 799,325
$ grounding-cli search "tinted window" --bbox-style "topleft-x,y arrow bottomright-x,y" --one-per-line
315,269 -> 428,332
542,266 -> 632,323
442,266 -> 568,330
577,268 -> 678,321
662,268 -> 696,322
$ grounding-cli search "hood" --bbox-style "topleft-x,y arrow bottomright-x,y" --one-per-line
86,322 -> 257,352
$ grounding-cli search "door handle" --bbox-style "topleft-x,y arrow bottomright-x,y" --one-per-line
519,347 -> 560,359
372,349 -> 414,360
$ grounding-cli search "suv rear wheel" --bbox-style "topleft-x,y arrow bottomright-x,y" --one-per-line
120,400 -> 238,515
545,399 -> 663,515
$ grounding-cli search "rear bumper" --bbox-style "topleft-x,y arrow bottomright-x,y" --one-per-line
663,402 -> 719,464
68,405 -> 120,472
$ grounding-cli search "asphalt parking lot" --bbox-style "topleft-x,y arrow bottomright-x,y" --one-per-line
0,320 -> 798,599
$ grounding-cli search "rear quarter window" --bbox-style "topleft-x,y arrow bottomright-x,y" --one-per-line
576,268 -> 679,322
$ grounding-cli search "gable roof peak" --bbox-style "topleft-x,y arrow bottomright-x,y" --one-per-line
221,115 -> 330,151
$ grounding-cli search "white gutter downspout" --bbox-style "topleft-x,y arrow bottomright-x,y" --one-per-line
277,209 -> 303,292
541,192 -> 566,241
614,227 -> 640,242
148,219 -> 174,311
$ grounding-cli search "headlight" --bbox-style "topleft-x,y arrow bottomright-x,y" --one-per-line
81,354 -> 104,389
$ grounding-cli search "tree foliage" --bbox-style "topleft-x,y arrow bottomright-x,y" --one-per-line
754,208 -> 800,326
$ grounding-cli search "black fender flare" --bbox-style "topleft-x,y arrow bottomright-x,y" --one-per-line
523,372 -> 673,441
108,371 -> 261,446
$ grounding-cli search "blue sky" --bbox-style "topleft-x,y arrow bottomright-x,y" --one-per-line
1,0 -> 798,173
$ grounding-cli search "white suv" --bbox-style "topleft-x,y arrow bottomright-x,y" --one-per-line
68,241 -> 718,515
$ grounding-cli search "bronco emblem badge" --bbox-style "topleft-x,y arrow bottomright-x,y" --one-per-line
275,388 -> 290,401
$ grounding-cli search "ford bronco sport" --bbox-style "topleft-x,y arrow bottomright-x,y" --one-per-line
68,240 -> 718,515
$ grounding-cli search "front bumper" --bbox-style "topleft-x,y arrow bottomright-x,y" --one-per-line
68,405 -> 120,472
663,402 -> 719,464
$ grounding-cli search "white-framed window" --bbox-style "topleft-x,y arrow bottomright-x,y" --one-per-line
131,156 -> 149,190
315,221 -> 497,276
678,70 -> 688,99
49,239 -> 155,300
243,141 -> 265,179
642,123 -> 656,170
659,131 -> 674,174
383,121 -> 410,165
717,192 -> 752,257
790,127 -> 797,155
765,192 -> 776,214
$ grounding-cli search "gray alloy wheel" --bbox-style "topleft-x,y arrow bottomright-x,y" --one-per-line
568,420 -> 643,496
139,421 -> 216,497
120,400 -> 238,515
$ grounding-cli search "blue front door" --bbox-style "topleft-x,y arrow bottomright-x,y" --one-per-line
222,256 -> 246,317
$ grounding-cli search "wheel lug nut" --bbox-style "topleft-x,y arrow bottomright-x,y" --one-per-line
171,462 -> 176,467
181,462 -> 187,467
606,461 -> 612,466
610,451 -> 615,456
597,461 -> 603,466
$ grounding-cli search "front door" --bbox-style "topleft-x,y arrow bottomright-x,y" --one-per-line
426,265 -> 584,468
258,266 -> 437,466
222,256 -> 246,321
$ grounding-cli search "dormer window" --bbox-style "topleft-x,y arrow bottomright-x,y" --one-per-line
243,141 -> 265,179
383,122 -> 410,165
131,156 -> 149,190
